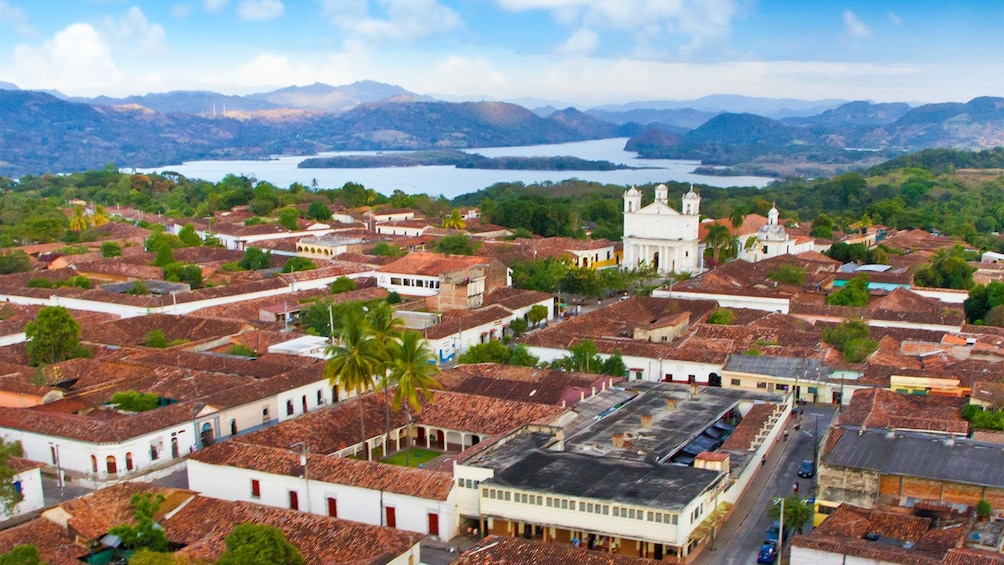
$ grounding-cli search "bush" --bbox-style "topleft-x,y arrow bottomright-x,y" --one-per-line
27,278 -> 54,288
228,344 -> 257,357
707,308 -> 735,325
330,277 -> 356,294
387,291 -> 402,304
101,242 -> 122,257
306,201 -> 332,221
278,207 -> 299,230
281,257 -> 316,273
0,250 -> 32,274
767,265 -> 806,286
145,329 -> 168,348
244,217 -> 264,227
110,390 -> 159,412
372,242 -> 405,257
239,248 -> 271,270
508,317 -> 528,334
128,280 -> 149,295
435,234 -> 480,255
961,405 -> 1004,431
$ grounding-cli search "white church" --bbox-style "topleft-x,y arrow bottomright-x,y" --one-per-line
622,184 -> 814,275
622,184 -> 702,275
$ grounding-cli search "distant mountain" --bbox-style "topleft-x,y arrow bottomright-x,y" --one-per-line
782,101 -> 912,129
585,107 -> 718,130
247,80 -> 432,113
684,113 -> 812,145
0,81 -> 19,91
849,97 -> 1004,150
623,127 -> 683,153
85,90 -> 280,114
546,108 -> 620,138
592,95 -> 846,119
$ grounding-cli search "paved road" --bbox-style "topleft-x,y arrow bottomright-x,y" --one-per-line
694,405 -> 836,565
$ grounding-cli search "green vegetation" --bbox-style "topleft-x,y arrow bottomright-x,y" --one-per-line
550,340 -> 626,376
767,265 -> 806,286
962,405 -> 1004,431
977,498 -> 993,520
508,317 -> 528,334
228,344 -> 257,357
162,263 -> 203,288
372,242 -> 406,257
0,250 -> 32,274
177,223 -> 202,247
434,234 -> 481,255
0,437 -> 25,514
0,544 -> 42,565
26,275 -> 90,289
281,257 -> 316,273
216,523 -> 304,565
128,280 -> 150,295
827,274 -> 870,307
278,207 -> 299,230
330,276 -> 357,294
768,495 -> 815,534
457,342 -> 540,367
964,282 -> 1004,326
306,201 -> 332,221
707,308 -> 735,325
238,247 -> 271,270
144,329 -> 188,348
822,319 -> 878,363
110,390 -> 160,412
108,493 -> 169,552
382,447 -> 441,467
299,150 -> 632,171
913,245 -> 976,289
528,304 -> 549,328
101,241 -> 123,257
25,306 -> 88,366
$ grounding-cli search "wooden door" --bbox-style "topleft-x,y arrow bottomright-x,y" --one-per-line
386,507 -> 396,528
428,512 -> 439,536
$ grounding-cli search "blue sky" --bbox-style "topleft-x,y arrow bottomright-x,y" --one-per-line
1,0 -> 1001,105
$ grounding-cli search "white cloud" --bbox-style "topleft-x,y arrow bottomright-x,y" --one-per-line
321,0 -> 462,45
0,1 -> 34,35
238,0 -> 284,21
204,0 -> 229,12
172,4 -> 192,18
9,23 -> 121,92
555,28 -> 597,56
843,10 -> 871,38
102,7 -> 166,53
234,51 -> 369,89
888,11 -> 901,26
431,55 -> 508,90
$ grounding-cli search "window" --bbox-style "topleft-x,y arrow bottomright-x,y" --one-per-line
561,500 -> 568,509
503,492 -> 511,501
390,277 -> 402,285
603,505 -> 609,515
670,514 -> 678,525
262,407 -> 270,422
489,490 -> 496,499
327,497 -> 337,517
251,479 -> 261,498
546,497 -> 552,507
317,390 -> 323,405
230,420 -> 238,436
12,480 -> 21,495
91,455 -> 98,473
731,378 -> 741,386
629,509 -> 636,519
457,478 -> 464,487
655,513 -> 663,523
587,503 -> 594,512
286,400 -> 294,416
756,382 -> 767,389
289,490 -> 299,511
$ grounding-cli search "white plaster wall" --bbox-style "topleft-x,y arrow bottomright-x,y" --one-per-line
790,546 -> 890,565
0,467 -> 45,521
652,289 -> 790,314
276,379 -> 335,423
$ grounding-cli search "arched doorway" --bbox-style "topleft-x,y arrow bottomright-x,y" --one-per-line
171,437 -> 179,458
125,452 -> 134,472
200,422 -> 214,447
106,455 -> 117,475
709,373 -> 722,387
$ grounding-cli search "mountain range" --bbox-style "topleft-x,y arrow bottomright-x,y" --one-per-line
0,80 -> 1001,178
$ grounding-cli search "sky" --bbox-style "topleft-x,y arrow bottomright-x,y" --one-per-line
1,0 -> 1002,106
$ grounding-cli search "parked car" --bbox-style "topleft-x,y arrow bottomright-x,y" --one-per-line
798,459 -> 815,478
756,542 -> 778,564
765,520 -> 792,545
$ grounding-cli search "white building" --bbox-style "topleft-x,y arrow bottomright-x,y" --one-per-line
623,184 -> 702,275
0,457 -> 45,521
735,204 -> 814,263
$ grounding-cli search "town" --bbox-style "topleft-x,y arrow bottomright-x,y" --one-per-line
0,167 -> 1002,565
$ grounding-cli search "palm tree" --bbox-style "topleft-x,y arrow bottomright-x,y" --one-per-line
703,221 -> 737,265
69,205 -> 89,232
768,494 -> 814,534
442,209 -> 466,230
91,205 -> 110,227
367,302 -> 404,456
729,207 -> 746,230
387,331 -> 441,464
324,309 -> 382,459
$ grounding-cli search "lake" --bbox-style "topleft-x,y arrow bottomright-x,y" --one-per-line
137,138 -> 773,199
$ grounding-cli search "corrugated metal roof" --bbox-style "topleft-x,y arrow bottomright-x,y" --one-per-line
724,354 -> 824,378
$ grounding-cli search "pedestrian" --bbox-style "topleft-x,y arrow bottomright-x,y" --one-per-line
783,429 -> 789,442
761,455 -> 766,467
794,422 -> 801,431
793,482 -> 799,494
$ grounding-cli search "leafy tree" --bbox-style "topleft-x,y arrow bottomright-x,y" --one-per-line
177,223 -> 202,247
985,305 -> 1004,328
810,214 -> 833,239
108,493 -> 168,552
330,277 -> 357,294
228,344 -> 257,357
203,233 -> 224,248
442,209 -> 466,230
277,207 -> 299,231
707,308 -> 735,324
145,330 -> 169,348
324,309 -> 382,450
281,257 -> 316,273
386,291 -> 402,304
101,241 -> 123,258
827,274 -> 870,307
823,319 -> 878,363
0,438 -> 26,515
914,245 -> 976,290
508,344 -> 540,367
216,523 -> 304,565
703,221 -> 737,264
768,495 -> 814,534
826,242 -> 868,263
239,248 -> 271,270
435,234 -> 480,255
0,250 -> 33,274
128,280 -> 150,295
553,339 -> 603,373
306,201 -> 332,221
372,242 -> 405,257
162,263 -> 203,289
508,317 -> 528,334
456,341 -> 539,367
0,544 -> 42,565
511,257 -> 568,293
601,349 -> 627,377
128,549 -> 194,565
144,231 -> 184,252
27,278 -> 54,289
767,265 -> 806,286
25,306 -> 86,366
110,390 -> 160,412
528,304 -> 549,327
560,266 -> 602,298
153,245 -> 175,267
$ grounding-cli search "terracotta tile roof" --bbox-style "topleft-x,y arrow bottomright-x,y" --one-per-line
57,482 -> 191,540
455,536 -> 663,565
699,214 -> 768,238
839,388 -> 969,434
165,496 -> 422,565
482,287 -> 553,311
882,229 -> 962,252
378,252 -> 492,276
83,314 -> 253,347
0,401 -> 204,443
418,390 -> 567,434
0,516 -> 84,565
451,363 -> 617,406
7,456 -> 46,473
334,252 -> 398,266
191,440 -> 455,500
720,403 -> 777,451
278,262 -> 370,283
424,305 -> 512,340
943,548 -> 1004,565
672,252 -> 837,297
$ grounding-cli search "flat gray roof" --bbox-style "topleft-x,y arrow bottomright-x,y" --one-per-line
487,449 -> 721,511
825,428 -> 1004,488
724,354 -> 827,379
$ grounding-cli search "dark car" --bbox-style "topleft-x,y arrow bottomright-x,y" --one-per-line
798,459 -> 815,478
765,520 -> 791,545
757,542 -> 778,564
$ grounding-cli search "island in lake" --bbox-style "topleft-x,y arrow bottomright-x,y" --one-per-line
298,149 -> 639,171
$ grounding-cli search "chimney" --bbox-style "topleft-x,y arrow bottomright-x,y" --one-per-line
612,434 -> 625,449
640,414 -> 652,429
666,398 -> 677,411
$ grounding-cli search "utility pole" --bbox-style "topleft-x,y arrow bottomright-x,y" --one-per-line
778,496 -> 785,560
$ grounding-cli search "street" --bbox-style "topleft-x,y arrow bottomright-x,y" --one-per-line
694,405 -> 836,565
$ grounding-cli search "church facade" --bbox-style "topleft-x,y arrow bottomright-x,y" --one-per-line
622,184 -> 702,275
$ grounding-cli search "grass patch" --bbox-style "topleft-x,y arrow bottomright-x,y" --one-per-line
382,448 -> 442,468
